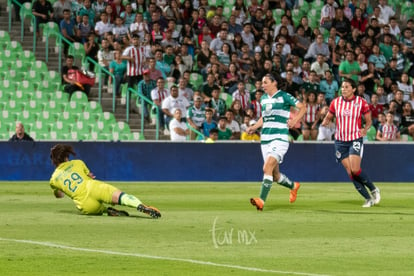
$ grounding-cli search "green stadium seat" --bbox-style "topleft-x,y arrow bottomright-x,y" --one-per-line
11,90 -> 32,103
31,120 -> 50,133
0,49 -> 18,64
19,2 -> 34,24
6,100 -> 25,113
0,60 -> 11,73
43,70 -> 61,84
367,126 -> 377,141
38,80 -> 59,93
44,100 -> 66,114
5,40 -> 23,53
189,73 -> 204,90
5,69 -> 25,83
84,100 -> 103,114
30,60 -> 48,74
24,70 -> 43,85
0,30 -> 11,49
24,100 -> 43,112
18,50 -> 36,64
87,131 -> 110,141
113,121 -> 131,134
0,79 -> 16,93
18,81 -> 37,94
70,91 -> 89,103
68,42 -> 86,63
51,90 -> 70,102
32,90 -> 52,102
64,100 -> 86,114
41,22 -> 60,41
2,110 -> 18,123
220,92 -> 233,109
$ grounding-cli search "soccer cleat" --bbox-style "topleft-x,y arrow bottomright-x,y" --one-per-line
289,182 -> 301,203
137,204 -> 161,218
250,197 -> 264,211
362,198 -> 374,208
107,207 -> 129,217
371,188 -> 381,205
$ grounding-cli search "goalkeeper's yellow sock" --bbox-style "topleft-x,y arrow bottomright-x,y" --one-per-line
119,193 -> 142,208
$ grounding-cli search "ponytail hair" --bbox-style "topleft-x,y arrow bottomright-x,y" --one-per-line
50,144 -> 76,167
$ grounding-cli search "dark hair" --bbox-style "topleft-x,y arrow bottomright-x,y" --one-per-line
50,144 -> 76,167
342,77 -> 357,89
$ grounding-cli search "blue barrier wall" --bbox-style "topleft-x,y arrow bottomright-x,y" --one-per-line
0,142 -> 413,182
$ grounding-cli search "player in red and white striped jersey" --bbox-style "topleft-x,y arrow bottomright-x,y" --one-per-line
322,78 -> 381,208
376,112 -> 400,141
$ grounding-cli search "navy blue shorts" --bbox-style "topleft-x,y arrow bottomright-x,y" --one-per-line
334,138 -> 364,163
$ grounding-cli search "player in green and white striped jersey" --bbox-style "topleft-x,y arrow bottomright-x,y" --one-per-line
247,74 -> 306,211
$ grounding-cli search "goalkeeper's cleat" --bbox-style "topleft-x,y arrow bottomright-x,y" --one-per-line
137,204 -> 161,218
289,182 -> 300,203
371,188 -> 381,205
107,207 -> 129,217
250,197 -> 264,211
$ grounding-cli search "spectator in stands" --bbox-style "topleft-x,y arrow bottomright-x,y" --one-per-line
52,0 -> 71,24
95,12 -> 114,41
129,13 -> 149,41
360,62 -> 382,96
200,73 -> 218,102
304,34 -> 330,63
357,83 -> 371,103
369,93 -> 384,129
225,109 -> 241,140
97,38 -> 114,85
77,15 -> 92,43
108,49 -> 127,96
169,108 -> 189,141
210,30 -> 234,54
207,86 -> 226,121
367,44 -> 387,75
120,3 -> 135,28
301,91 -> 320,140
320,0 -> 337,30
91,0 -> 106,22
136,69 -> 156,122
378,0 -> 395,25
201,108 -> 217,138
376,112 -> 400,141
60,9 -> 80,57
217,116 -> 232,140
150,77 -> 169,131
121,34 -> 146,95
300,71 -> 320,98
400,102 -> 414,139
232,82 -> 251,111
319,70 -> 339,105
397,73 -> 413,102
311,54 -> 330,82
154,49 -> 171,79
332,8 -> 351,39
162,85 -> 191,128
384,58 -> 402,85
32,0 -> 54,36
9,122 -> 34,142
187,95 -> 206,139
177,77 -> 194,103
62,55 -> 90,95
84,32 -> 99,71
339,50 -> 360,83
388,17 -> 400,39
317,106 -> 335,141
78,0 -> 95,27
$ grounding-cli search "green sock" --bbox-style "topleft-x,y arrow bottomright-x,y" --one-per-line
277,173 -> 294,189
259,175 -> 273,202
119,193 -> 142,208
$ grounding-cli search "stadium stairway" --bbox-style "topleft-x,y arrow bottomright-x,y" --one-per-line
0,1 -> 168,140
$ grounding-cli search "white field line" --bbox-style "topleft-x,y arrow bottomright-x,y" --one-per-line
0,237 -> 331,276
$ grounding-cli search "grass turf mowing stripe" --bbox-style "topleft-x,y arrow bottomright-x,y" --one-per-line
0,237 -> 330,276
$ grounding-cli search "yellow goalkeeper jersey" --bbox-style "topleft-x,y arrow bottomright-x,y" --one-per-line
49,159 -> 92,203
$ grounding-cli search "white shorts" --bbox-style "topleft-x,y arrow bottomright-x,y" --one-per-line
261,140 -> 290,164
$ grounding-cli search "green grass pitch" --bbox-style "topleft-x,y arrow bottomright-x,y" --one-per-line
1,182 -> 413,276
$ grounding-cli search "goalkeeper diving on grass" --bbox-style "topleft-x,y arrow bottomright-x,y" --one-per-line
49,144 -> 161,218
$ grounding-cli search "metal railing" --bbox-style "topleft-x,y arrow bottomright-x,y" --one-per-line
8,0 -> 37,52
127,87 -> 160,140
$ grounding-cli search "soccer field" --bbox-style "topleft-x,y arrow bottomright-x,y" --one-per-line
0,182 -> 413,276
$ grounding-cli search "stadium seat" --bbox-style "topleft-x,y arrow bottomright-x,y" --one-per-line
64,100 -> 86,114
24,70 -> 43,85
84,101 -> 103,114
0,50 -> 18,64
5,40 -> 23,54
272,9 -> 285,24
311,0 -> 324,10
0,60 -> 11,74
0,79 -> 16,93
366,126 -> 377,141
18,50 -> 36,64
43,70 -> 61,85
30,60 -> 48,74
70,91 -> 89,103
11,60 -> 31,73
68,42 -> 86,63
189,73 -> 204,90
18,81 -> 37,94
0,30 -> 11,49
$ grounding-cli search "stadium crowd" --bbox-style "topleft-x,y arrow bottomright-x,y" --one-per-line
31,0 -> 414,141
